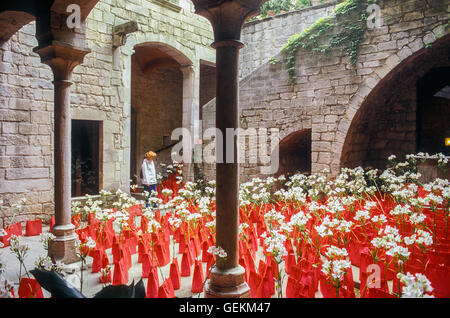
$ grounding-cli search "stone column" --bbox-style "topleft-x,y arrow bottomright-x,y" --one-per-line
191,0 -> 265,298
180,65 -> 196,182
34,42 -> 90,264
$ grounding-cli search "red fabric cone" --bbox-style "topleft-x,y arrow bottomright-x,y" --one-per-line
122,246 -> 132,270
49,217 -> 55,232
9,222 -> 23,236
191,260 -> 204,293
180,250 -> 191,277
286,276 -> 301,298
206,253 -> 215,274
170,257 -> 181,290
137,241 -> 147,263
91,249 -> 104,273
127,237 -> 137,255
155,243 -> 170,267
99,271 -> 112,284
249,270 -> 262,298
112,260 -> 128,286
141,253 -> 154,278
285,252 -> 297,276
146,270 -> 159,298
25,219 -> 42,237
320,276 -> 338,298
201,241 -> 210,263
158,278 -> 175,298
18,278 -> 44,298
112,242 -> 121,264
187,240 -> 195,265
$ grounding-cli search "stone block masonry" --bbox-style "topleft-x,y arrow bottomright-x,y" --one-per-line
202,0 -> 450,181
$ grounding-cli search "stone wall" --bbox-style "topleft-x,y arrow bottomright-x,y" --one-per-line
202,0 -> 450,182
239,1 -> 339,80
0,0 -> 215,226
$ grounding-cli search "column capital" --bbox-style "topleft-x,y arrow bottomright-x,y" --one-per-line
33,41 -> 91,81
191,0 -> 267,42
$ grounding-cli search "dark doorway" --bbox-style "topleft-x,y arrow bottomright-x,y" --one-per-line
71,120 -> 102,197
276,129 -> 312,178
130,107 -> 137,184
417,68 -> 450,156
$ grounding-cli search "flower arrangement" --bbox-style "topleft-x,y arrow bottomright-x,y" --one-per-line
0,152 -> 448,298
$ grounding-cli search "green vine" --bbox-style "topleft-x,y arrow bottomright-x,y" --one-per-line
281,0 -> 378,84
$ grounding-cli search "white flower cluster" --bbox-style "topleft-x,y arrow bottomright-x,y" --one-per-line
207,246 -> 227,258
321,259 -> 351,282
390,204 -> 412,217
354,209 -> 371,222
288,210 -> 311,230
315,216 -> 352,237
261,230 -> 288,263
168,216 -> 182,229
325,245 -> 348,260
397,272 -> 434,298
404,229 -> 433,247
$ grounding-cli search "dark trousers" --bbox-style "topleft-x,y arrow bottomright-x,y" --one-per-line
143,184 -> 157,207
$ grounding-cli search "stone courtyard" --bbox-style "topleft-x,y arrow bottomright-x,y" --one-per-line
0,0 -> 449,300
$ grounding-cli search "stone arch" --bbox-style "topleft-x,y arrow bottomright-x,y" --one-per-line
129,40 -> 196,182
126,32 -> 196,67
340,33 -> 450,169
0,11 -> 35,44
275,129 -> 312,178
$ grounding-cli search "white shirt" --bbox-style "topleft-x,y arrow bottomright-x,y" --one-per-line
141,159 -> 156,185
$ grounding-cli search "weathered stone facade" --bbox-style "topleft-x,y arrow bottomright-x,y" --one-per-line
0,0 -> 215,227
239,1 -> 338,80
202,0 -> 450,182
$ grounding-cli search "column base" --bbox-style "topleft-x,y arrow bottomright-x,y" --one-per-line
205,265 -> 250,298
49,224 -> 80,264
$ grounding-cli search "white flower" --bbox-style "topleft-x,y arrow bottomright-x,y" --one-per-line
409,212 -> 426,224
386,245 -> 410,260
354,209 -> 371,222
288,211 -> 311,229
168,216 -> 182,229
371,214 -> 387,224
325,246 -> 348,259
390,204 -> 411,216
322,259 -> 351,282
397,272 -> 434,298
85,237 -> 96,249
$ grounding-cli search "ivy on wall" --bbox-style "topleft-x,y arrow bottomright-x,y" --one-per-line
280,0 -> 379,84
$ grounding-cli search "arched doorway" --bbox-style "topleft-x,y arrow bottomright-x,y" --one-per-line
276,129 -> 312,178
130,43 -> 192,183
341,34 -> 450,169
